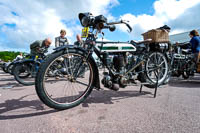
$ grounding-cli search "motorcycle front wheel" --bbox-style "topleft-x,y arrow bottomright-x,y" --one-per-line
35,49 -> 95,110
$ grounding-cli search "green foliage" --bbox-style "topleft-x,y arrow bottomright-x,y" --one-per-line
0,51 -> 26,62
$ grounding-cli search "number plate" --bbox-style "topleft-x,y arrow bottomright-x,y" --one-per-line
81,27 -> 89,38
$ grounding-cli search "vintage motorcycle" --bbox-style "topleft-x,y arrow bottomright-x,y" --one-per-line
12,53 -> 45,86
35,12 -> 169,110
7,54 -> 31,75
167,42 -> 195,79
1,54 -> 27,74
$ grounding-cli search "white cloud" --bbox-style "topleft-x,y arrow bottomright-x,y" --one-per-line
0,0 -> 119,52
154,0 -> 200,20
119,0 -> 200,40
1,0 -> 200,52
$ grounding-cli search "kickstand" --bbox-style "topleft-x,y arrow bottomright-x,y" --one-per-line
139,71 -> 159,98
154,76 -> 159,98
139,84 -> 143,93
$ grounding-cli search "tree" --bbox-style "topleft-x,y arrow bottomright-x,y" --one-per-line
0,51 -> 26,62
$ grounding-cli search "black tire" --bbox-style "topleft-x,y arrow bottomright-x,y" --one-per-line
13,63 -> 35,86
2,63 -> 8,73
182,71 -> 189,79
12,64 -> 31,78
11,64 -> 16,76
2,66 -> 8,73
163,73 -> 170,84
35,49 -> 95,110
7,63 -> 14,75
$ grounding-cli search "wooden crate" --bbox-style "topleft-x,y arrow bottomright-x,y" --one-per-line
142,29 -> 169,43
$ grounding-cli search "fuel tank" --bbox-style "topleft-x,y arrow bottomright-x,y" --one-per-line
95,42 -> 136,53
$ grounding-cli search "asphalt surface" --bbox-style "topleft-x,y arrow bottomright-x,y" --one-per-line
0,69 -> 200,133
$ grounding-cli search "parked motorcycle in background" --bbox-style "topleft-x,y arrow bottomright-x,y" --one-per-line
1,54 -> 28,74
167,42 -> 196,79
12,53 -> 46,86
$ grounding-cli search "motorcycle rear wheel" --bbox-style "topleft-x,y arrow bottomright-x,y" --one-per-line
182,71 -> 190,79
13,63 -> 35,86
140,52 -> 168,88
7,63 -> 14,75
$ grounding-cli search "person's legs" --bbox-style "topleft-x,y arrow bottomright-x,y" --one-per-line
194,53 -> 199,63
30,55 -> 39,77
195,52 -> 200,72
35,58 -> 43,72
31,55 -> 36,60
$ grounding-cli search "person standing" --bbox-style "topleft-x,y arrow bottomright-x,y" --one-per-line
189,30 -> 200,62
55,29 -> 69,47
15,52 -> 23,61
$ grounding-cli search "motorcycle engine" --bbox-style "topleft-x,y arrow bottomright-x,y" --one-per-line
101,72 -> 113,88
119,76 -> 129,87
113,55 -> 126,72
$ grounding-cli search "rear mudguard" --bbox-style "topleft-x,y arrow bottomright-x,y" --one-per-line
13,59 -> 41,66
53,45 -> 100,89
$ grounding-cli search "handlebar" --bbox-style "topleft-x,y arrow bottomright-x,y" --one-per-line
107,20 -> 132,32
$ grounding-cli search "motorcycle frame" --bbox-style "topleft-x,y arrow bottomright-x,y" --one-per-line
83,32 -> 151,82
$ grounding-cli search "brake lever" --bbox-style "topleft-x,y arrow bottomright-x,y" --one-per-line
121,20 -> 132,32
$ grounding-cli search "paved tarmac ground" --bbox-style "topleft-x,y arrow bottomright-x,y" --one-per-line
0,69 -> 200,133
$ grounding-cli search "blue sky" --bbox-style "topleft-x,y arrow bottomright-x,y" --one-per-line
0,0 -> 200,52
110,0 -> 155,16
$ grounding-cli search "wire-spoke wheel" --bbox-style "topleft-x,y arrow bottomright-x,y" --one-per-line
35,49 -> 94,110
145,52 -> 168,86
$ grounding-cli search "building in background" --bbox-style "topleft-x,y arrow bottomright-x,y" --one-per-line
170,29 -> 200,44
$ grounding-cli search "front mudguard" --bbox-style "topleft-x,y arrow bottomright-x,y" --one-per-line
53,45 -> 101,89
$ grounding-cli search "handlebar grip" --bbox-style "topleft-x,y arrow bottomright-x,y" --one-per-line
103,25 -> 116,32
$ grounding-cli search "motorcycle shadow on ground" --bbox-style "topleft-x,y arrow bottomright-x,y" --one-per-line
0,72 -> 12,76
168,75 -> 200,88
0,71 -> 4,74
0,95 -> 58,120
0,89 -> 154,120
0,82 -> 24,90
0,78 -> 16,82
82,89 -> 153,108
